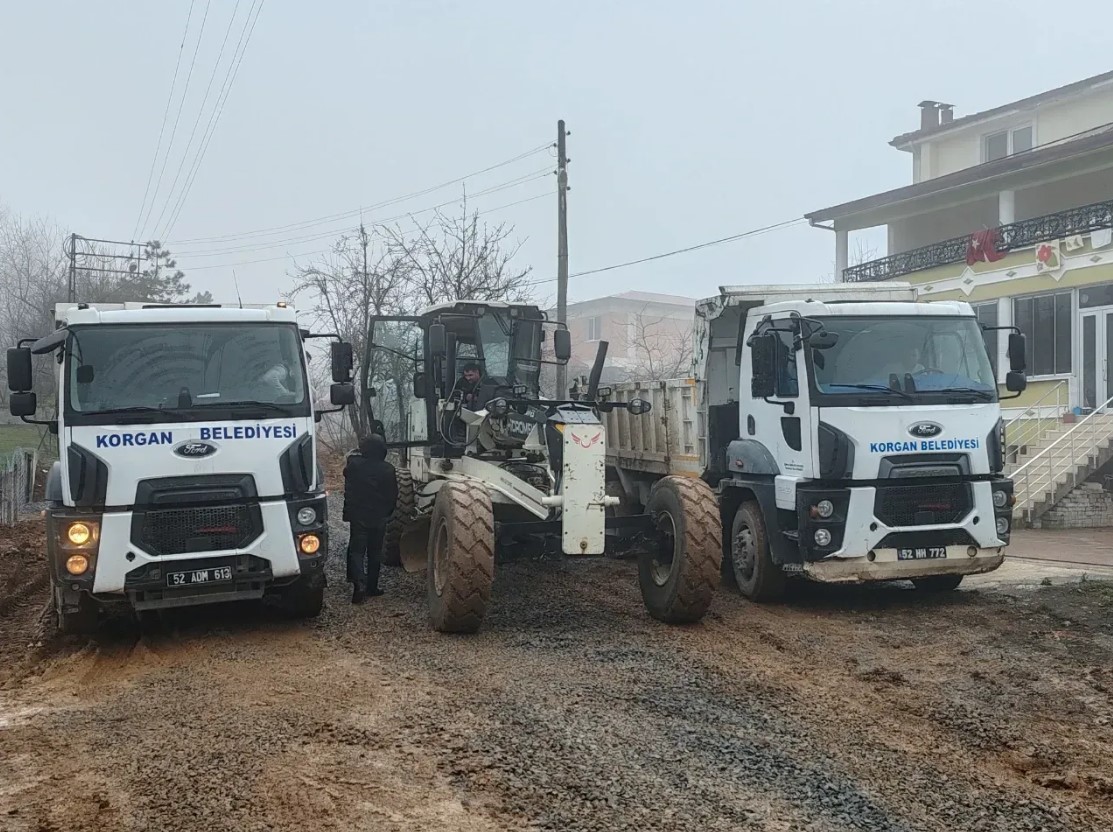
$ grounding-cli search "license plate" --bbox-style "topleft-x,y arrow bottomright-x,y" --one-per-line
167,566 -> 234,587
897,547 -> 947,561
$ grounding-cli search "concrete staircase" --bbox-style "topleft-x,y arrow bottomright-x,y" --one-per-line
1007,410 -> 1113,525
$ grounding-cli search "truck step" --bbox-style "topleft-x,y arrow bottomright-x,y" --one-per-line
782,530 -> 799,542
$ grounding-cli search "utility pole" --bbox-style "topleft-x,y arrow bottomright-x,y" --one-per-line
555,119 -> 570,398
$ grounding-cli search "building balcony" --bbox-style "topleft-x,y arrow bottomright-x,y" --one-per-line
844,199 -> 1113,282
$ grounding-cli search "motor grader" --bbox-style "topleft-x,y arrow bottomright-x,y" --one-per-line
360,300 -> 721,633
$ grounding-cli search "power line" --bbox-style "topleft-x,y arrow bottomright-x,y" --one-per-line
146,0 -> 245,242
526,217 -> 806,288
179,190 -> 553,271
168,141 -> 552,246
131,0 -> 197,242
175,168 -> 553,258
137,0 -> 212,241
158,0 -> 264,242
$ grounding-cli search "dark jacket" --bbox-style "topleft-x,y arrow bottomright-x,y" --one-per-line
342,452 -> 398,527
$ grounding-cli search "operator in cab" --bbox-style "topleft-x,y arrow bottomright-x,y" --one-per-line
457,361 -> 485,410
343,434 -> 398,604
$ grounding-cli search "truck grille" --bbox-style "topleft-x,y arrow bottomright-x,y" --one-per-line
135,504 -> 261,556
874,483 -> 971,527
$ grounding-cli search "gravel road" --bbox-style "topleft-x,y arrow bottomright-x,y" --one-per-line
1,500 -> 1112,831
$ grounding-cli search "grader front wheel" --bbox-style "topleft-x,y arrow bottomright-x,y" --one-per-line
638,476 -> 722,624
382,468 -> 416,568
426,480 -> 495,633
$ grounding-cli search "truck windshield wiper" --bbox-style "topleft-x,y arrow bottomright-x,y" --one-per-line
934,387 -> 995,400
91,405 -> 178,415
194,399 -> 295,413
826,384 -> 912,401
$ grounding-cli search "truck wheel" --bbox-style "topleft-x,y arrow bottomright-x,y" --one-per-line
638,476 -> 722,624
54,587 -> 98,635
427,480 -> 494,633
912,574 -> 964,592
730,501 -> 786,602
281,577 -> 325,618
383,468 -> 416,568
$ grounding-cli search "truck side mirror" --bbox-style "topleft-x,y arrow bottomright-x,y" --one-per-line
429,323 -> 447,358
9,391 -> 37,418
553,328 -> 572,362
330,342 -> 354,382
6,347 -> 32,392
413,372 -> 427,398
809,331 -> 839,350
1005,371 -> 1027,393
750,333 -> 777,399
330,382 -> 356,406
1007,332 -> 1026,373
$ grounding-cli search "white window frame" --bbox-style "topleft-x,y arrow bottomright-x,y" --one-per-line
586,315 -> 602,342
982,122 -> 1036,163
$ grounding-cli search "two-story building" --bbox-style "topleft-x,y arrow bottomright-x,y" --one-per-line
805,70 -> 1113,526
561,290 -> 696,383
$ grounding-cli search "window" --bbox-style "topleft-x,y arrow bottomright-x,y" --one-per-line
774,329 -> 798,398
587,316 -> 602,341
973,301 -> 999,378
1012,292 -> 1071,376
983,124 -> 1034,162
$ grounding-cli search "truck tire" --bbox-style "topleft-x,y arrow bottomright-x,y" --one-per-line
912,574 -> 964,592
382,468 -> 416,568
281,577 -> 325,618
427,480 -> 494,633
730,501 -> 786,602
638,476 -> 722,624
54,587 -> 98,636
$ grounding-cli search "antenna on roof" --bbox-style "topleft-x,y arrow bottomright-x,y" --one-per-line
232,270 -> 244,309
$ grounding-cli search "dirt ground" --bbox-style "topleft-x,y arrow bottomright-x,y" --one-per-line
1,507 -> 1112,832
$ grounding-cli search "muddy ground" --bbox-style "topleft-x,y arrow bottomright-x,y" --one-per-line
1,506 -> 1112,832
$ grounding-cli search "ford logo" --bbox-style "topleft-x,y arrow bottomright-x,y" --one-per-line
174,440 -> 217,458
908,422 -> 943,438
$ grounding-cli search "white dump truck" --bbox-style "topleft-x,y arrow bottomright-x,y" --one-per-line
602,283 -> 1028,599
6,301 -> 356,632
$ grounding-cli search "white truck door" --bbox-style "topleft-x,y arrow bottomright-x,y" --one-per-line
747,316 -> 810,507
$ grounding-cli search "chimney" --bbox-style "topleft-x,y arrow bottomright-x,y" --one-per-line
918,100 -> 940,131
939,103 -> 954,125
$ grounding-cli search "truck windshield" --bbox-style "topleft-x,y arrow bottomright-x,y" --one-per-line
810,315 -> 996,399
66,323 -> 308,418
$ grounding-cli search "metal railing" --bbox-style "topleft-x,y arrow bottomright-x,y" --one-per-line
1013,393 -> 1113,522
843,199 -> 1113,282
1002,381 -> 1069,470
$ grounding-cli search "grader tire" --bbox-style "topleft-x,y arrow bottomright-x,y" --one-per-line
382,468 -> 416,568
427,481 -> 495,633
638,476 -> 722,624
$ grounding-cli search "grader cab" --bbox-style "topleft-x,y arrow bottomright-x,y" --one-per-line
361,301 -> 721,633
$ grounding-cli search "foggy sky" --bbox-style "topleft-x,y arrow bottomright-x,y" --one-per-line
1,0 -> 1109,308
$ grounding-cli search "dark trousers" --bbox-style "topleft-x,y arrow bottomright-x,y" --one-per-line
347,521 -> 385,590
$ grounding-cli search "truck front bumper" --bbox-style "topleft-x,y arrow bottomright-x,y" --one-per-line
802,544 -> 1004,584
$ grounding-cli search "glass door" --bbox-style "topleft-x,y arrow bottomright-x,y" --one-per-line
1081,307 -> 1113,411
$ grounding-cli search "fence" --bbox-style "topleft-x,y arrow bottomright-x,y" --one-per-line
0,448 -> 38,525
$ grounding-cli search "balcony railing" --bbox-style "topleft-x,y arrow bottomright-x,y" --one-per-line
843,199 -> 1113,283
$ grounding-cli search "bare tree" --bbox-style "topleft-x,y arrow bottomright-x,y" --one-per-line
625,306 -> 695,380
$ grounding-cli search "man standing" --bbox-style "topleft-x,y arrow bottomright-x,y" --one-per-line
343,434 -> 398,603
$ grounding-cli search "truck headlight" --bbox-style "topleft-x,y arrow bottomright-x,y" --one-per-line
298,534 -> 321,555
67,522 -> 93,546
814,528 -> 832,547
992,490 -> 1008,509
627,398 -> 652,416
296,506 -> 317,526
995,517 -> 1009,535
65,554 -> 90,575
814,499 -> 834,519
